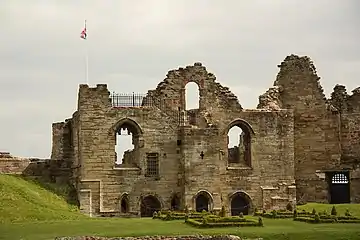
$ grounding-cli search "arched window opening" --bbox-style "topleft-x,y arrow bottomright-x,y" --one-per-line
170,194 -> 181,211
120,194 -> 129,213
195,192 -> 212,212
140,195 -> 161,217
227,124 -> 251,166
332,173 -> 349,184
185,82 -> 200,110
230,192 -> 252,216
115,120 -> 141,167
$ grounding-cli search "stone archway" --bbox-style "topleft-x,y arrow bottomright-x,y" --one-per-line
195,191 -> 213,212
140,195 -> 161,217
230,191 -> 252,215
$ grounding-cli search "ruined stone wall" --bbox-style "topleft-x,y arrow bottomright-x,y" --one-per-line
0,152 -> 30,174
146,63 -> 241,117
259,54 -> 360,204
0,152 -> 72,184
76,84 -> 181,216
329,85 -> 360,202
153,64 -> 296,212
180,108 -> 296,212
263,55 -> 341,203
51,119 -> 74,162
75,62 -> 297,216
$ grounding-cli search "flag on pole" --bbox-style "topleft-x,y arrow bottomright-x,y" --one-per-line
80,20 -> 87,39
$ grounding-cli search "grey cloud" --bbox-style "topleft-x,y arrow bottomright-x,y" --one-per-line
0,0 -> 359,157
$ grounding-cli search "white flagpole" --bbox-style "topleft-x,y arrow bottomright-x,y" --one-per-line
84,20 -> 89,85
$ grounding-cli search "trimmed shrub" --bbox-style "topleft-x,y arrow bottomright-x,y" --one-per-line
331,206 -> 337,216
219,206 -> 226,217
258,217 -> 263,227
312,208 -> 316,215
345,209 -> 351,216
286,202 -> 293,212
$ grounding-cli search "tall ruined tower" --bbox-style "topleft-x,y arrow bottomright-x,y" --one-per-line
258,54 -> 360,203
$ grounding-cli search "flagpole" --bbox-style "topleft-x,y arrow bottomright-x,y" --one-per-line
84,20 -> 89,85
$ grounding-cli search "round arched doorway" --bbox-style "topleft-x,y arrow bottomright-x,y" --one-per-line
230,192 -> 252,215
140,195 -> 161,217
195,191 -> 212,212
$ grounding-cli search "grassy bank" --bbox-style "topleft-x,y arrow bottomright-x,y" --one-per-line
0,174 -> 84,223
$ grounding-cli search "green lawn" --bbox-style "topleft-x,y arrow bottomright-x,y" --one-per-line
1,217 -> 360,240
1,174 -> 360,240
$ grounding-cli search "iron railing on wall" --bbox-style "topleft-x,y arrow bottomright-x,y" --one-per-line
110,92 -> 149,108
109,92 -> 195,127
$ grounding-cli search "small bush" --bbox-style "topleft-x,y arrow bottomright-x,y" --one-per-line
314,213 -> 320,223
345,209 -> 351,216
271,210 -> 277,218
331,206 -> 337,216
185,205 -> 189,214
258,217 -> 263,226
286,202 -> 293,212
312,208 -> 316,215
219,206 -> 226,217
239,212 -> 244,218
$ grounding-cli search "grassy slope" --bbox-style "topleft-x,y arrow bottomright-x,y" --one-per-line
0,174 -> 360,240
0,174 -> 84,223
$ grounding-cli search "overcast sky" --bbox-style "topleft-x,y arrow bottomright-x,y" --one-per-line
1,0 -> 359,158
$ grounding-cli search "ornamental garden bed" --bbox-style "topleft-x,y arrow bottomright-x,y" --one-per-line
254,206 -> 360,224
184,216 -> 263,228
153,210 -> 263,228
153,210 -> 215,221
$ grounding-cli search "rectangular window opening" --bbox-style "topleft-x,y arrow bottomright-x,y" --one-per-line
146,153 -> 159,177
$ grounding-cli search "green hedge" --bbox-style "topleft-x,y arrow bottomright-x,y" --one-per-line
254,210 -> 295,219
294,215 -> 360,224
153,210 -> 216,221
185,217 -> 263,228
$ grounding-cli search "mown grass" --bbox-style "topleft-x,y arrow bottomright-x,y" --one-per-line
1,174 -> 360,240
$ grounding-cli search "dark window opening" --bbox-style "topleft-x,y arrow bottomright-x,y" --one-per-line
146,153 -> 159,177
120,195 -> 129,213
227,124 -> 251,166
140,195 -> 161,217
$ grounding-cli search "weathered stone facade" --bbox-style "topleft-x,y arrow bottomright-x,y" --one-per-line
50,54 -> 359,217
0,152 -> 71,184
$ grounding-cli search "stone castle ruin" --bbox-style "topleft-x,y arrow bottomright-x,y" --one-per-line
1,54 -> 359,217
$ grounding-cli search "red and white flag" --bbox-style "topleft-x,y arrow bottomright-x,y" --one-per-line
80,27 -> 87,39
80,20 -> 87,39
